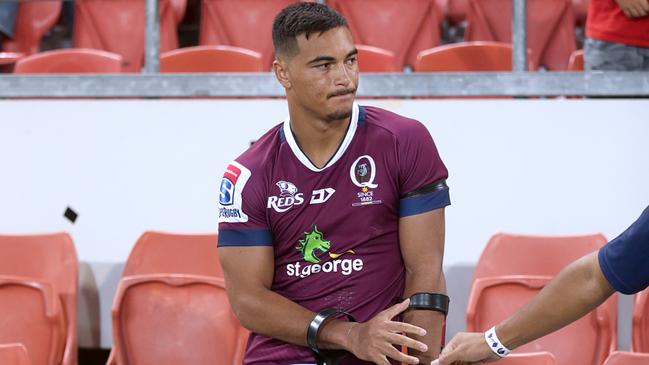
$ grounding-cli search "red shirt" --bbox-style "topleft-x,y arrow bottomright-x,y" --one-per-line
586,0 -> 649,48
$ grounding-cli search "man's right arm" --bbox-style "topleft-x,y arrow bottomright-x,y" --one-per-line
219,245 -> 428,364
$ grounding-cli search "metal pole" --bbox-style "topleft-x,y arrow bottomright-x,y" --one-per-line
144,0 -> 160,73
512,0 -> 528,71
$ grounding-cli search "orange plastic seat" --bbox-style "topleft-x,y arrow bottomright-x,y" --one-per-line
572,0 -> 588,25
356,44 -> 400,72
447,0 -> 468,24
160,45 -> 264,72
603,351 -> 649,365
467,233 -> 617,365
632,287 -> 649,352
0,52 -> 24,66
200,0 -> 305,69
14,49 -> 122,74
107,231 -> 247,365
0,233 -> 78,365
465,0 -> 576,70
329,0 -> 441,69
414,41 -> 534,71
0,344 -> 32,365
568,49 -> 584,71
2,1 -> 61,55
497,351 -> 557,365
73,0 -> 178,72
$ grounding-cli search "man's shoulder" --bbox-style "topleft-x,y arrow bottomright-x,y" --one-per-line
361,105 -> 428,139
233,122 -> 284,172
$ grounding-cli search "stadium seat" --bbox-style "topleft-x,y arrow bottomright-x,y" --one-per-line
568,49 -> 584,71
414,41 -> 535,71
107,231 -> 248,365
356,45 -> 400,72
467,233 -> 617,365
0,233 -> 78,365
73,0 -> 178,72
160,45 -> 264,72
0,344 -> 32,365
465,0 -> 576,70
328,0 -> 442,68
603,351 -> 649,365
0,52 -> 24,66
572,0 -> 589,25
497,351 -> 557,365
1,1 -> 61,55
169,0 -> 187,25
446,0 -> 468,24
200,0 -> 306,69
632,287 -> 649,352
14,49 -> 122,74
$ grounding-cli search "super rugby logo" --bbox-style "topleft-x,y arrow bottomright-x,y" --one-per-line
287,226 -> 362,279
267,181 -> 305,213
218,161 -> 251,223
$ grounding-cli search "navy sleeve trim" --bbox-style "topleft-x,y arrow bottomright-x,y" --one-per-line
598,247 -> 636,294
218,229 -> 273,247
399,188 -> 450,217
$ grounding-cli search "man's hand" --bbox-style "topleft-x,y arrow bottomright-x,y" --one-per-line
346,299 -> 429,365
436,332 -> 499,365
616,0 -> 649,18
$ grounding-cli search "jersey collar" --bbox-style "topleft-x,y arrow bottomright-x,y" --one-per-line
283,102 -> 359,173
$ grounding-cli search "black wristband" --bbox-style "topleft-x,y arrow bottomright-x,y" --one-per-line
307,308 -> 356,365
407,292 -> 450,316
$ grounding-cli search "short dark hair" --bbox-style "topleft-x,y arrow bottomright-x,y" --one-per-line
272,2 -> 348,59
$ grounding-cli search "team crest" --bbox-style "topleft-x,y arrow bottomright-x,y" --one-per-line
267,180 -> 305,213
350,155 -> 382,206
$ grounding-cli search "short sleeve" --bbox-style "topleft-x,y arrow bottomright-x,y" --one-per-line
217,161 -> 272,247
598,206 -> 649,294
398,120 -> 450,217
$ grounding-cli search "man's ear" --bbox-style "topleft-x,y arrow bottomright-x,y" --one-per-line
273,58 -> 292,90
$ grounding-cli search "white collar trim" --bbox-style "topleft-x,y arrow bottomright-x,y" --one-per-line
283,102 -> 359,173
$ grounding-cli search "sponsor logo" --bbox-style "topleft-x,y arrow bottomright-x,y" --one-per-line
286,226 -> 363,279
218,162 -> 250,223
310,188 -> 336,205
267,181 -> 305,213
350,155 -> 382,207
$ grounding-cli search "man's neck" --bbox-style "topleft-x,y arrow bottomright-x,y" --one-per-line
288,108 -> 351,169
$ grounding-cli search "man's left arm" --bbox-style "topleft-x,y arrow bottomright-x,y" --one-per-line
399,207 -> 447,362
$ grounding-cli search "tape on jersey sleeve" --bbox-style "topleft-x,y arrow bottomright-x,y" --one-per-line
399,179 -> 451,217
218,228 -> 273,247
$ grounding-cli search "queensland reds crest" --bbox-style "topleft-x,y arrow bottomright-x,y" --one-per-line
350,155 -> 378,189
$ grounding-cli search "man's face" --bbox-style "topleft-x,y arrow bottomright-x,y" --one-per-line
279,26 -> 359,122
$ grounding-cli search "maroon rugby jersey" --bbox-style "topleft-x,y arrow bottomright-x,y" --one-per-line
218,103 -> 450,364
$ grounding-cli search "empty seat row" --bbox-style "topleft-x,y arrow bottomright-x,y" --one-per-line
2,0 -> 582,71
1,231 -> 647,365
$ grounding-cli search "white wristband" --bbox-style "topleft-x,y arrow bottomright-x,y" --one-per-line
484,326 -> 511,357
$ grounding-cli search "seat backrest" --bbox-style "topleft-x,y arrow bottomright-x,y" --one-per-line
632,287 -> 649,352
497,351 -> 557,365
160,45 -> 264,72
0,278 -> 66,365
199,0 -> 301,69
329,0 -> 441,69
73,0 -> 178,72
112,275 -> 244,365
0,233 -> 77,365
122,231 -> 222,277
356,44 -> 400,72
568,49 -> 584,71
603,351 -> 649,365
0,343 -> 33,365
465,0 -> 575,70
474,233 -> 607,279
14,48 -> 123,73
2,1 -> 61,54
414,41 -> 535,71
469,233 -> 616,365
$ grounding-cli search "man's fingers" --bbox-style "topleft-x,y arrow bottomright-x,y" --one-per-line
375,354 -> 392,365
430,360 -> 440,365
386,320 -> 427,337
384,332 -> 428,352
383,298 -> 411,318
383,345 -> 420,365
639,0 -> 649,12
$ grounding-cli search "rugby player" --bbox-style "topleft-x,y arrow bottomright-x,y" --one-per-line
217,3 -> 451,364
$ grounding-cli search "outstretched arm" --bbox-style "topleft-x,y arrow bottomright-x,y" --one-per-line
438,251 -> 615,365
